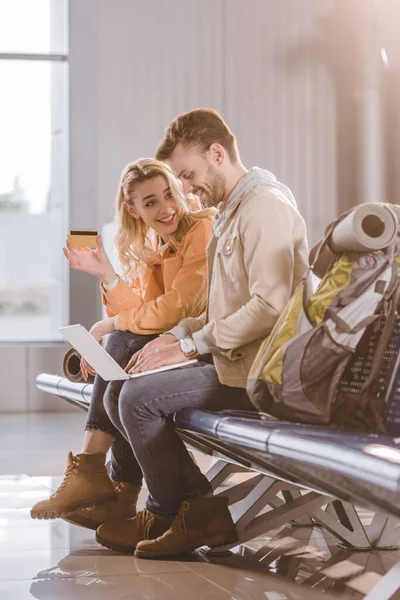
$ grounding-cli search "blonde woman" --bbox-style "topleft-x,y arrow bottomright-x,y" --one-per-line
31,158 -> 215,529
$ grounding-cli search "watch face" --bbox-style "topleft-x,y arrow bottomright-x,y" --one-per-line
181,338 -> 194,354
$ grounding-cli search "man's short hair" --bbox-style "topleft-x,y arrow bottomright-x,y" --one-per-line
156,108 -> 239,163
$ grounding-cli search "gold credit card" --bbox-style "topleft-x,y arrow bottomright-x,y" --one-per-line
69,230 -> 98,248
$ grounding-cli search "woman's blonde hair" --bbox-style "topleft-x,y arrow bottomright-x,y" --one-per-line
115,158 -> 215,278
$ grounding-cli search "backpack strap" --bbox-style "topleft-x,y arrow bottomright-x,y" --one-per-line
308,222 -> 336,273
360,280 -> 400,394
301,272 -> 315,326
300,211 -> 363,326
302,219 -> 349,326
324,309 -> 379,333
308,209 -> 355,279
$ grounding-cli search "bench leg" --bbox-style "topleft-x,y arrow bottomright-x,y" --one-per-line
312,502 -> 373,549
313,502 -> 400,550
202,460 -> 373,551
199,453 -> 400,555
214,474 -> 265,505
215,476 -> 327,550
367,513 -> 400,549
281,489 -> 314,527
205,459 -> 248,491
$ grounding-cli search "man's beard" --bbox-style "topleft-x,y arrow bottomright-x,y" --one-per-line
200,164 -> 226,207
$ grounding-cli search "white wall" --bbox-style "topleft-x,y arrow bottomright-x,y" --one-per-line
69,0 -> 339,246
223,0 -> 337,243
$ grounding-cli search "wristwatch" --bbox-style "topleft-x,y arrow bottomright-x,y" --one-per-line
179,336 -> 199,359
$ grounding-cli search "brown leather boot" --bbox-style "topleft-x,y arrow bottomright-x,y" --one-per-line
30,452 -> 117,519
135,495 -> 238,558
62,480 -> 141,530
95,508 -> 174,554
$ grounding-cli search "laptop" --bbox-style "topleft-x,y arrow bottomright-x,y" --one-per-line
59,324 -> 198,381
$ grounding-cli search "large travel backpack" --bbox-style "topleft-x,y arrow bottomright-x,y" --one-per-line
247,204 -> 400,434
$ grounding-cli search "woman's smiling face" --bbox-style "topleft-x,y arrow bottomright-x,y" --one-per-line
125,175 -> 181,237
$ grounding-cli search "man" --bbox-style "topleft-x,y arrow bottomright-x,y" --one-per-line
97,108 -> 309,558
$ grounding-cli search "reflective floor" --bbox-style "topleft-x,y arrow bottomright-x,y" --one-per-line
0,412 -> 399,600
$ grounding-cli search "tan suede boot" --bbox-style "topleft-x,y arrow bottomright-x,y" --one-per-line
30,452 -> 117,519
135,495 -> 238,558
62,481 -> 141,530
96,508 -> 174,554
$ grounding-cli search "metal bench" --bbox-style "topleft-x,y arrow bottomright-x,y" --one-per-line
36,373 -> 400,600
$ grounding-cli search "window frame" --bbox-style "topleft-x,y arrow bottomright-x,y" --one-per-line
0,4 -> 69,343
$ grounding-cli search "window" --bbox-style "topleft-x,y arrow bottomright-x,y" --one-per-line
0,0 -> 68,341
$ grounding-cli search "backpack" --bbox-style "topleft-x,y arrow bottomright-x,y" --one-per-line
247,204 -> 400,434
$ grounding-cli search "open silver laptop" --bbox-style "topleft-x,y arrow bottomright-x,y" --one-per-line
59,324 -> 198,381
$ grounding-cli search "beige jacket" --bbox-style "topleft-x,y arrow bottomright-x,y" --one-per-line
170,168 -> 309,388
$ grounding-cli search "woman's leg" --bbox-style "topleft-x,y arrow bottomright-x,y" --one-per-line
82,429 -> 113,454
60,331 -> 159,530
30,331 -> 157,521
83,330 -> 158,484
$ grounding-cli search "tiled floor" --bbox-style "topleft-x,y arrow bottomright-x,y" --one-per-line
0,412 -> 399,599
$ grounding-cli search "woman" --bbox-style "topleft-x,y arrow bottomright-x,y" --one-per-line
30,158 -> 215,529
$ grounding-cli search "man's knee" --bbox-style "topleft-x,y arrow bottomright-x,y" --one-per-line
118,380 -> 152,426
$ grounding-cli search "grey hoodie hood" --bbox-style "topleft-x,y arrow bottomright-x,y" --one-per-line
213,167 -> 297,237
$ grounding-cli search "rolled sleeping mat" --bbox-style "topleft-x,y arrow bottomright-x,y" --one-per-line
331,203 -> 398,253
62,347 -> 95,384
309,204 -> 399,279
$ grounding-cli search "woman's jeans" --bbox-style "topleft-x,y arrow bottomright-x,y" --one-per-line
103,361 -> 253,517
85,330 -> 158,485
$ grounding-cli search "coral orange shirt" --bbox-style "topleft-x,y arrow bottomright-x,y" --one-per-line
100,217 -> 213,335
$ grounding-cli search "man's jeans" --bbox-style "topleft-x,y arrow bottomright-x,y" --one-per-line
85,330 -> 158,484
104,361 -> 253,517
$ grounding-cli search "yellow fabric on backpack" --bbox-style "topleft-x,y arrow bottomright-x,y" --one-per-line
249,256 -> 354,386
307,256 -> 354,325
251,286 -> 304,385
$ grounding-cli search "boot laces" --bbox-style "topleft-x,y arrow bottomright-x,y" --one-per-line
51,457 -> 79,498
171,501 -> 190,534
137,508 -> 156,539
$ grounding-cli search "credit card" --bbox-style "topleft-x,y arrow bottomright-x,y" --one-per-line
69,230 -> 98,248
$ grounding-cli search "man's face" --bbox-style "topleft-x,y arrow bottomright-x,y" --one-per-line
169,143 -> 226,207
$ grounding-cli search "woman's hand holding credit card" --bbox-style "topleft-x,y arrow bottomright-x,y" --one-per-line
63,231 -> 116,282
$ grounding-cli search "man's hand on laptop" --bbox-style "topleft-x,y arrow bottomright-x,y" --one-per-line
129,342 -> 187,374
125,334 -> 180,374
